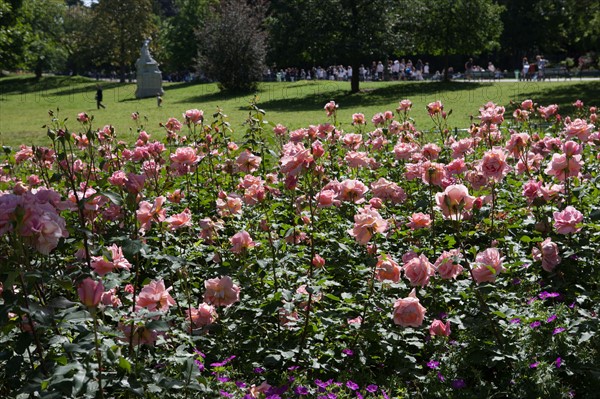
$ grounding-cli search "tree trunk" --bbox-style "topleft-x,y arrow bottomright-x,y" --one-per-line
351,61 -> 360,93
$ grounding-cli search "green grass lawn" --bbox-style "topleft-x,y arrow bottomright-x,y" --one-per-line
1,74 -> 598,147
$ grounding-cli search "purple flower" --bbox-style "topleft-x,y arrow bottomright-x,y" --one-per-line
342,348 -> 354,356
235,381 -> 246,388
315,379 -> 330,389
437,372 -> 445,382
366,384 -> 378,393
553,327 -> 566,335
295,386 -> 309,395
254,367 -> 265,374
569,302 -> 576,309
529,362 -> 539,369
211,355 -> 236,368
556,357 -> 562,368
512,278 -> 522,285
530,321 -> 541,329
539,291 -> 560,300
266,395 -> 281,399
288,365 -> 300,371
346,380 -> 359,390
381,390 -> 390,399
217,375 -> 230,383
327,394 -> 337,399
451,379 -> 466,389
194,359 -> 205,372
427,360 -> 440,369
219,391 -> 232,398
546,314 -> 557,323
194,348 -> 206,358
510,318 -> 521,324
356,392 -> 364,399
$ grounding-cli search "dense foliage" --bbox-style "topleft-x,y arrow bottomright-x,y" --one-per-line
1,96 -> 599,398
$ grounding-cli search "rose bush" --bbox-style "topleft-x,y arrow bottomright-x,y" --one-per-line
0,97 -> 599,398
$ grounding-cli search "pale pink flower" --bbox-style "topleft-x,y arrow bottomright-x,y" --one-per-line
426,101 -> 443,116
249,381 -> 272,398
89,257 -> 112,279
421,161 -> 446,187
422,143 -> 441,160
522,180 -> 543,203
352,113 -> 366,125
538,104 -> 558,120
348,206 -> 388,245
521,99 -> 534,110
108,170 -> 128,187
342,133 -> 364,150
375,254 -> 402,283
338,179 -> 369,204
406,212 -> 432,230
78,278 -> 104,308
315,189 -> 340,207
434,249 -> 464,279
481,147 -> 511,182
347,316 -> 363,326
312,254 -> 326,268
392,288 -> 426,327
451,138 -> 474,159
544,152 -> 582,181
187,303 -> 218,329
230,230 -> 256,254
236,150 -> 262,173
371,112 -> 386,126
167,189 -> 183,203
429,319 -> 451,337
280,143 -> 313,177
553,206 -> 583,234
397,99 -> 412,112
165,208 -> 192,230
371,178 -> 406,204
564,118 -> 593,142
324,100 -> 338,117
403,254 -> 434,287
393,142 -> 420,160
184,109 -> 203,124
203,276 -> 240,307
100,288 -> 121,308
471,248 -> 504,283
165,117 -> 182,132
216,192 -> 243,217
446,158 -> 467,175
273,124 -> 287,136
435,184 -> 475,220
77,112 -> 89,123
506,132 -> 531,157
136,279 -> 175,312
479,102 -> 505,125
532,237 -> 561,272
136,196 -> 166,233
170,147 -> 201,175
345,151 -> 372,169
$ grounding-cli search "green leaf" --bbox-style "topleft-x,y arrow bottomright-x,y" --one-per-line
99,190 -> 123,206
119,357 -> 132,373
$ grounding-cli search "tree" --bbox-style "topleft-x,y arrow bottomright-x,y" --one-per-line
0,0 -> 27,71
91,0 -> 157,82
411,0 -> 504,81
197,0 -> 268,92
268,0 -> 405,93
159,0 -> 213,74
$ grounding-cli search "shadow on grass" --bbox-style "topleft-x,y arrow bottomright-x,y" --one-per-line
0,75 -> 100,95
171,80 -> 495,111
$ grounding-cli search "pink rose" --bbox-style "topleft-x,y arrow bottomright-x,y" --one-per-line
315,189 -> 340,208
375,254 -> 402,283
348,206 -> 388,245
184,109 -> 203,124
434,249 -> 464,280
230,230 -> 256,254
236,150 -> 262,173
187,303 -> 218,329
165,208 -> 192,231
480,147 -> 510,182
324,100 -> 337,117
338,179 -> 369,204
435,184 -> 475,220
406,212 -> 432,230
471,248 -> 504,283
78,278 -> 104,308
426,101 -> 443,116
403,254 -> 434,287
392,288 -> 426,327
136,279 -> 175,312
203,276 -> 240,307
553,206 -> 583,234
429,319 -> 451,337
397,99 -> 412,112
371,178 -> 406,204
532,237 -> 561,272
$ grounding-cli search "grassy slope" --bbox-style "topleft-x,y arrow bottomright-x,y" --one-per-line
1,74 -> 598,147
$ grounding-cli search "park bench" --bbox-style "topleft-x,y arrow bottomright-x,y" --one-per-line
575,70 -> 600,79
543,67 -> 571,81
464,70 -> 498,80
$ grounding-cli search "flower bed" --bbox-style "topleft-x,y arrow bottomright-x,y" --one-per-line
0,99 -> 599,398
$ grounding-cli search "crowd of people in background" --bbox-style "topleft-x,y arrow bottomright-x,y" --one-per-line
262,58 -> 437,83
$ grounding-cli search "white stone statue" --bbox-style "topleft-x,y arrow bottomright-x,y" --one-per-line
135,38 -> 164,99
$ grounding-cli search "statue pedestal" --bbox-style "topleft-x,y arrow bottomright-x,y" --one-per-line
135,40 -> 164,99
136,68 -> 164,98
